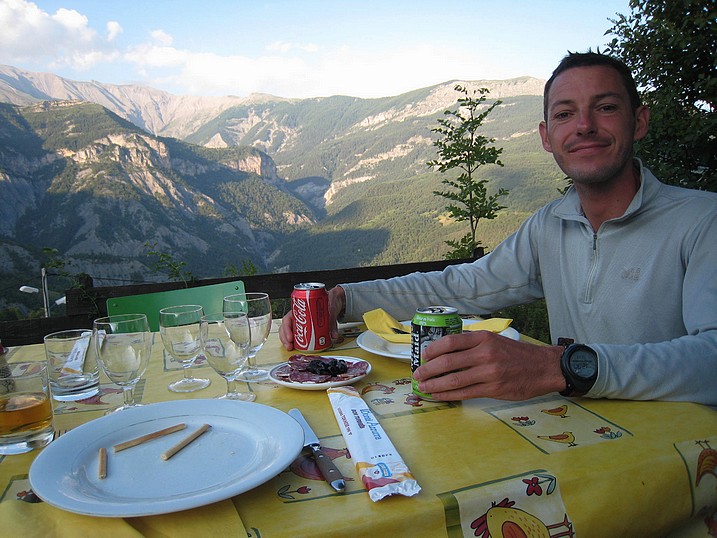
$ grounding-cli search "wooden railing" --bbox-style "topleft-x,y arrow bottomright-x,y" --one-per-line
1,256 -> 480,346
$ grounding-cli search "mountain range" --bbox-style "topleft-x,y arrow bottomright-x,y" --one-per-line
0,64 -> 565,313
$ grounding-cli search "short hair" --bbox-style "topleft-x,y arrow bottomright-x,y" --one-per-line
543,51 -> 642,122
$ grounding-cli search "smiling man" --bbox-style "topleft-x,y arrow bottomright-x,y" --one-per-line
280,51 -> 717,407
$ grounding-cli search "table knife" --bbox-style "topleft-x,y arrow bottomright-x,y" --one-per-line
288,408 -> 346,493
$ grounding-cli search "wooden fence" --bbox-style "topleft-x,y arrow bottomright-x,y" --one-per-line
1,256 -> 479,346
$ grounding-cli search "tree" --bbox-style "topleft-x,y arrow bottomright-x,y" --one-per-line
224,260 -> 258,277
605,0 -> 717,191
428,85 -> 508,259
144,241 -> 196,286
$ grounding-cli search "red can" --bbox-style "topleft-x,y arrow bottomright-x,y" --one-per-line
292,283 -> 332,352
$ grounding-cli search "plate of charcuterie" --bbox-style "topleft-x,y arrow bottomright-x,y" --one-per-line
269,355 -> 371,390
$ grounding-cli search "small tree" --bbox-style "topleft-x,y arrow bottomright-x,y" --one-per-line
144,241 -> 196,286
428,85 -> 508,259
224,259 -> 258,277
605,0 -> 716,192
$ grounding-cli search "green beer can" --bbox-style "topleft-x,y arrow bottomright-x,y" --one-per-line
410,306 -> 462,401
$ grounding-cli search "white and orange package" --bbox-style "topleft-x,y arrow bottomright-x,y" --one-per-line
327,386 -> 421,501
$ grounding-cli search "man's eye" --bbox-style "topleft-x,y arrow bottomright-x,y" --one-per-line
554,111 -> 571,120
599,104 -> 617,112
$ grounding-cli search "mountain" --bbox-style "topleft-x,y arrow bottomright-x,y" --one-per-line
0,99 -> 314,294
0,65 -> 566,314
0,64 -> 284,138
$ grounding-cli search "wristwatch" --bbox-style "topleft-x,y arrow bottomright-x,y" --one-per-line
559,344 -> 598,397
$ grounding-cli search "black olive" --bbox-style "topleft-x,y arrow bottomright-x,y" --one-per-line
306,358 -> 348,376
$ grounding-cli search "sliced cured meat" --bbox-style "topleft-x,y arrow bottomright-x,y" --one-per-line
279,355 -> 370,384
289,369 -> 332,384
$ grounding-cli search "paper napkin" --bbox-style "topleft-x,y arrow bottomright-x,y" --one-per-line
363,308 -> 411,343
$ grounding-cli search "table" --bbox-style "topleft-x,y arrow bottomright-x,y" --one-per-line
2,323 -> 716,537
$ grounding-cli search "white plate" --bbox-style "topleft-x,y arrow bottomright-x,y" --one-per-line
269,356 -> 371,390
29,399 -> 303,517
356,319 -> 520,361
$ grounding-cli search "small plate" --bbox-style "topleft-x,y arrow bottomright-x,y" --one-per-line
356,319 -> 520,361
269,356 -> 371,390
29,399 -> 303,517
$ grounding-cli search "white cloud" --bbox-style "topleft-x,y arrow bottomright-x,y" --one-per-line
0,0 -> 116,70
266,41 -> 319,54
106,21 -> 122,42
149,29 -> 173,47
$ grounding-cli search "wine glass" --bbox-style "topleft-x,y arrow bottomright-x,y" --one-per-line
200,312 -> 256,401
159,304 -> 211,393
93,313 -> 152,413
223,292 -> 272,382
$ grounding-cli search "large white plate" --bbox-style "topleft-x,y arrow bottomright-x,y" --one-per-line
29,399 -> 304,517
356,319 -> 520,361
269,356 -> 371,391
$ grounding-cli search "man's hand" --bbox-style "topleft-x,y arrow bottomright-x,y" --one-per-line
279,286 -> 347,350
412,331 -> 566,401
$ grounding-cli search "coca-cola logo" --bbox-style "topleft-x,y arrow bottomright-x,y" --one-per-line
293,298 -> 311,348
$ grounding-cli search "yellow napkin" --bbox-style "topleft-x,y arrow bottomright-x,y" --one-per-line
363,309 -> 412,343
363,308 -> 513,343
467,317 -> 513,333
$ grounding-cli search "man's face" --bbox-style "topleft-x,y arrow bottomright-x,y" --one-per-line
539,65 -> 649,187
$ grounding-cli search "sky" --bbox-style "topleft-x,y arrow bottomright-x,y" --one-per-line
0,0 -> 633,99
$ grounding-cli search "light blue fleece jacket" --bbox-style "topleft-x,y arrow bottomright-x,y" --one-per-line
342,162 -> 717,405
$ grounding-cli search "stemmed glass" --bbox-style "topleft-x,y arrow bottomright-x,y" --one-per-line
93,313 -> 152,413
159,304 -> 211,393
200,312 -> 256,401
223,292 -> 272,382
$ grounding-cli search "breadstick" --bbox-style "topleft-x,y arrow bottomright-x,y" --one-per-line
161,424 -> 211,461
112,423 -> 186,453
98,447 -> 107,479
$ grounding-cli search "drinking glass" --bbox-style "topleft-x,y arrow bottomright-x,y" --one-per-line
159,304 -> 210,393
0,361 -> 54,455
223,292 -> 272,382
200,312 -> 256,402
44,329 -> 100,401
93,313 -> 152,413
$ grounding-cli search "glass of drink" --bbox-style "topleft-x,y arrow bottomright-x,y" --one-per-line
200,312 -> 256,401
222,293 -> 272,382
44,329 -> 100,401
93,313 -> 152,413
0,361 -> 54,455
159,305 -> 210,393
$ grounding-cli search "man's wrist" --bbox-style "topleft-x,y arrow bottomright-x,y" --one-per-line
328,286 -> 346,320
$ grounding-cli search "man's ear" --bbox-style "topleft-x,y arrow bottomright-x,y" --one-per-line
539,121 -> 553,153
634,105 -> 650,141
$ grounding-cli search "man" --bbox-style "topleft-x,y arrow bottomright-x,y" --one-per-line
280,52 -> 717,406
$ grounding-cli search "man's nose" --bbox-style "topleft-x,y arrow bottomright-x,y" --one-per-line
576,110 -> 597,135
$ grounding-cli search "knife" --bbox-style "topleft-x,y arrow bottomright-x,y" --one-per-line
288,408 -> 346,493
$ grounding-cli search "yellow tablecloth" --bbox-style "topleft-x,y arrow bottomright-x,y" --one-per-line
1,324 -> 716,537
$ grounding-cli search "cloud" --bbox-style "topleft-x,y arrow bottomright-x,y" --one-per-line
149,29 -> 173,47
0,0 -> 116,70
106,21 -> 122,42
266,41 -> 319,54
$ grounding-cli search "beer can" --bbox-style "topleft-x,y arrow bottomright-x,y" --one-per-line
292,283 -> 332,352
411,306 -> 462,401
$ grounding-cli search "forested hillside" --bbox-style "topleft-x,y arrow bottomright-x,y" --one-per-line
0,67 -> 567,316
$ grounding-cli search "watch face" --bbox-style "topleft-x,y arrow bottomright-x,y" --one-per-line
569,349 -> 597,379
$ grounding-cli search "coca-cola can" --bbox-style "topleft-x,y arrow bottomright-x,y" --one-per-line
291,283 -> 332,352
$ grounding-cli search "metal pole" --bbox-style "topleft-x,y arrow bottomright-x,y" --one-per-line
41,267 -> 50,318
